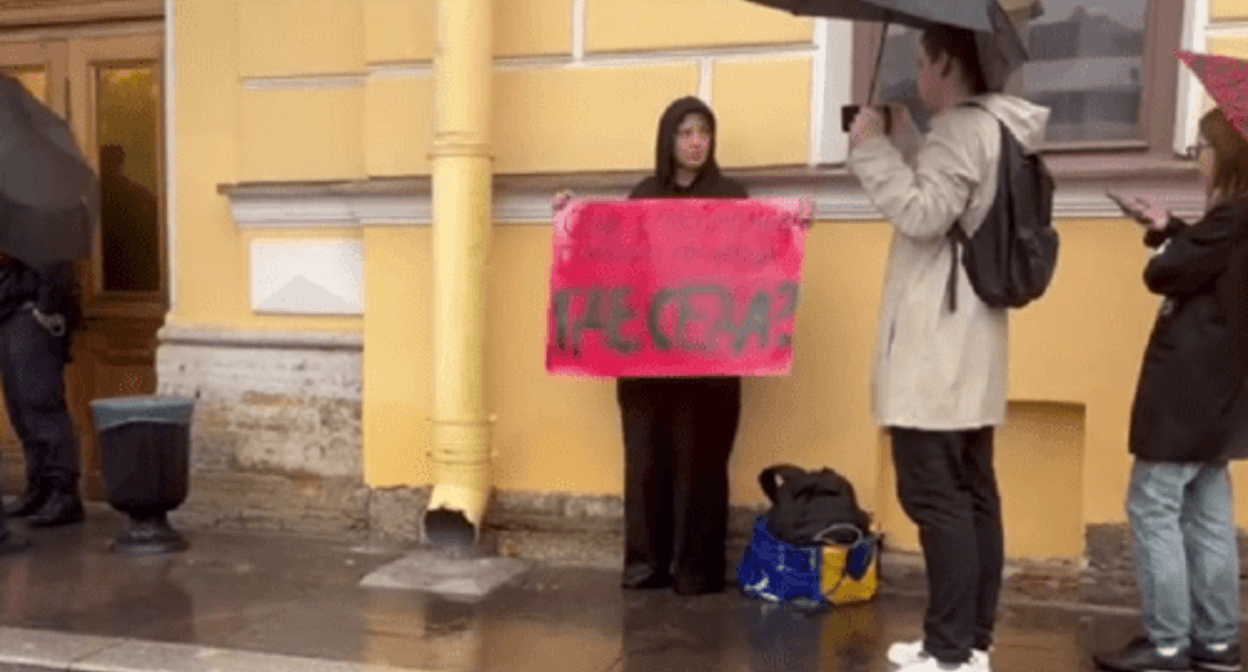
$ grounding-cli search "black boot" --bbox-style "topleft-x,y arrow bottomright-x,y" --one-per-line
5,481 -> 49,517
27,475 -> 84,529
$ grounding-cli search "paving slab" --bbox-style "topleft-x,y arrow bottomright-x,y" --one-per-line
360,551 -> 529,599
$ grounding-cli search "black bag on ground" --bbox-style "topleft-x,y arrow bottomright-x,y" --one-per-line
946,101 -> 1058,312
759,464 -> 870,546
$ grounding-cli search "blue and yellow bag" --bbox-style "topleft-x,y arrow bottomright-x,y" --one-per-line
737,517 -> 879,607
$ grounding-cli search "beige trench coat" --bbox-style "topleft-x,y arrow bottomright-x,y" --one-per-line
847,93 -> 1050,430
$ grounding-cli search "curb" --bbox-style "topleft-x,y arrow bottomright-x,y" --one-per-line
0,627 -> 434,672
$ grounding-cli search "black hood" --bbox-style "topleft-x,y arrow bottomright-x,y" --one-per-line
629,97 -> 745,199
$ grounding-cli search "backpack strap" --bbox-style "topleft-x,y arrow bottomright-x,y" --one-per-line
944,100 -> 997,314
946,228 -> 962,312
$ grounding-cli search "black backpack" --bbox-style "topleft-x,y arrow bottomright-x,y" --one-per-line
759,464 -> 871,546
945,102 -> 1058,312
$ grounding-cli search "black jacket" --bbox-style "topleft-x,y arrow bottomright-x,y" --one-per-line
1129,202 -> 1248,462
629,97 -> 747,200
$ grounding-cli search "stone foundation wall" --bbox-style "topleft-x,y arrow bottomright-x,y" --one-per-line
156,328 -> 374,536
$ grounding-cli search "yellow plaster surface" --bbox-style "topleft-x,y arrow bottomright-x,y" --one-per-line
366,0 -> 572,64
1211,0 -> 1248,21
495,0 -> 573,57
492,65 -> 699,173
238,88 -> 367,182
363,227 -> 433,487
366,77 -> 434,176
585,0 -> 812,53
713,57 -> 812,167
1207,36 -> 1248,60
365,0 -> 435,63
238,0 -> 365,77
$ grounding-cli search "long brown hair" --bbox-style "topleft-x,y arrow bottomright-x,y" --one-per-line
1200,108 -> 1248,204
1200,108 -> 1248,371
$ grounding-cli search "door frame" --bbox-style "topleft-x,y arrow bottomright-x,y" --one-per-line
0,12 -> 167,499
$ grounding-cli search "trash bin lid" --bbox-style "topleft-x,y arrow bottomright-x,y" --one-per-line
89,395 -> 195,432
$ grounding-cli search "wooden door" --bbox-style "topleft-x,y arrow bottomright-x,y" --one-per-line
0,28 -> 165,500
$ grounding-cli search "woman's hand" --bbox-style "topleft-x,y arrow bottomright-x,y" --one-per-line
551,190 -> 575,213
1126,195 -> 1172,231
796,198 -> 815,230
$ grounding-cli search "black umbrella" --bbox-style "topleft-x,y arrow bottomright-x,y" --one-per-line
746,0 -> 1035,99
0,74 -> 99,268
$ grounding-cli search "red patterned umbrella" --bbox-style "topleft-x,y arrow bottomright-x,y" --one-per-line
1176,49 -> 1248,140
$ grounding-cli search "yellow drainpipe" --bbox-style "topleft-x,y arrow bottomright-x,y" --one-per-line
424,0 -> 494,546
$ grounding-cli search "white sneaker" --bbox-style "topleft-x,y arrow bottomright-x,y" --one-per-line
888,640 -> 991,671
894,656 -> 978,672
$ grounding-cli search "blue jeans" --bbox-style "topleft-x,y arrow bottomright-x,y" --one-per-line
1129,459 -> 1241,650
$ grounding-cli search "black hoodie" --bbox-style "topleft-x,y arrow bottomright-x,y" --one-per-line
629,97 -> 747,200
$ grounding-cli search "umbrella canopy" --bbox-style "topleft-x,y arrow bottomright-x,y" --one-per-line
1176,50 -> 1248,141
0,74 -> 98,268
745,0 -> 995,31
744,0 -> 1034,92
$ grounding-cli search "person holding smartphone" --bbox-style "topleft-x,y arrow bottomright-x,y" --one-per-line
1093,107 -> 1248,672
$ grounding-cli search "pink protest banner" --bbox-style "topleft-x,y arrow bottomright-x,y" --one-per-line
547,198 -> 807,378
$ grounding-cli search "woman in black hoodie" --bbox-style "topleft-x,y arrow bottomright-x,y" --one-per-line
555,97 -> 747,595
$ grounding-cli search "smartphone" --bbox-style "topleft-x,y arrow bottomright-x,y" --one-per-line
842,105 -> 893,134
1106,190 -> 1151,225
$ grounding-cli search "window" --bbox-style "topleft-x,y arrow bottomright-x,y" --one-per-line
848,0 -> 1186,158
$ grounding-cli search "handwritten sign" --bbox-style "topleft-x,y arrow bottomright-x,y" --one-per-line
547,198 -> 807,378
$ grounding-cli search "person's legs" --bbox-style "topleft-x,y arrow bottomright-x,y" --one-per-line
619,378 -> 674,588
669,377 -> 740,595
1130,460 -> 1199,650
1093,460 -> 1196,672
962,428 -> 1003,653
1183,465 -> 1240,660
0,314 -> 34,552
3,309 -> 81,528
0,309 -> 48,517
891,427 -> 978,665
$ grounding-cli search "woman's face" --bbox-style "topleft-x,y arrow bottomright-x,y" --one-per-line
674,113 -> 711,172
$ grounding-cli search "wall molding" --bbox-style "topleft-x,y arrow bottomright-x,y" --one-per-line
0,0 -> 161,27
221,166 -> 1207,229
157,325 -> 362,351
238,43 -> 818,92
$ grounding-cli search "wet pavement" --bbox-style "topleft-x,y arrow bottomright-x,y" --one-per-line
0,503 -> 1179,671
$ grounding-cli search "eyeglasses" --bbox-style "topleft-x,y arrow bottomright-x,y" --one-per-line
1185,140 -> 1212,159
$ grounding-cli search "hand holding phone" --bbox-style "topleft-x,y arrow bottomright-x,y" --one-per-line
1107,190 -> 1168,228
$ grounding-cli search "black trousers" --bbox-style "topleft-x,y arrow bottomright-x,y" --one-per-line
891,427 -> 1003,665
1,308 -> 79,496
618,376 -> 740,590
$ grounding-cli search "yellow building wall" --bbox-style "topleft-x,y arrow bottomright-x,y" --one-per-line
362,227 -> 433,487
238,0 -> 365,77
584,0 -> 811,52
170,0 -> 362,334
172,0 -> 1244,560
1211,0 -> 1248,21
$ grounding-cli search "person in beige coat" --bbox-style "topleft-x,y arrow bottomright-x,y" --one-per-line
846,25 -> 1049,672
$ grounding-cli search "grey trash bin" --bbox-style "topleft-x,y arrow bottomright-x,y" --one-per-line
89,395 -> 194,554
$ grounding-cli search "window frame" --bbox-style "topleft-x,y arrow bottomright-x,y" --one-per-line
847,0 -> 1191,170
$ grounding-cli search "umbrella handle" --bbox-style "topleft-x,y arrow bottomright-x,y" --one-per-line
866,15 -> 891,106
